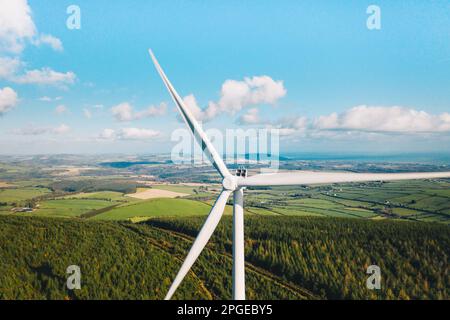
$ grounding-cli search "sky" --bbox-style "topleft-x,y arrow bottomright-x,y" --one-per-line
0,0 -> 450,155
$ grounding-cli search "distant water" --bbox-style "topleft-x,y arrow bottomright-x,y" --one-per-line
280,153 -> 450,164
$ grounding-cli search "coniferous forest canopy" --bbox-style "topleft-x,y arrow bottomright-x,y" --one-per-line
0,215 -> 448,300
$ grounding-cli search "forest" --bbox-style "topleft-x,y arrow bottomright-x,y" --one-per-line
147,216 -> 449,299
1,215 -> 448,300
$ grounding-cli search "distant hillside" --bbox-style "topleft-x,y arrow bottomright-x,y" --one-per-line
99,161 -> 166,168
0,215 -> 448,300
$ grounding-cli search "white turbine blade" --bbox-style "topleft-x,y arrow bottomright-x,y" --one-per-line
165,189 -> 232,300
239,171 -> 450,187
149,49 -> 231,178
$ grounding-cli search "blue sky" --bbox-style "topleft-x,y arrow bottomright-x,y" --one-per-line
0,0 -> 449,154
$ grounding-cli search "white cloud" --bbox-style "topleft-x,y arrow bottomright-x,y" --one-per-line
183,75 -> 286,121
12,123 -> 70,135
34,34 -> 63,51
119,128 -> 160,140
278,116 -> 308,130
52,124 -> 70,134
0,57 -> 76,87
0,0 -> 36,53
0,0 -> 62,53
182,94 -> 214,121
220,76 -> 286,112
98,128 -> 115,140
0,56 -> 22,78
237,108 -> 261,125
55,104 -> 68,114
12,67 -> 76,86
314,105 -> 450,133
38,96 -> 62,102
111,102 -> 166,121
0,87 -> 18,115
83,108 -> 92,119
268,105 -> 450,139
267,115 -> 308,136
111,103 -> 133,121
97,128 -> 160,141
134,103 -> 166,119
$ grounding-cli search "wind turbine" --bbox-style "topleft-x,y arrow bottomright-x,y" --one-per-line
148,50 -> 450,300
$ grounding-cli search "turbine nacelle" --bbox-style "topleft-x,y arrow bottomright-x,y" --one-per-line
222,175 -> 238,191
223,167 -> 248,191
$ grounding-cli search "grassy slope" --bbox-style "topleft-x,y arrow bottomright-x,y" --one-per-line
58,191 -> 130,201
35,199 -> 116,218
0,187 -> 50,203
92,198 -> 215,220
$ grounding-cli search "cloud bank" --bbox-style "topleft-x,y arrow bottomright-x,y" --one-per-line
111,102 -> 167,122
12,68 -> 76,86
98,128 -> 161,140
0,57 -> 76,87
314,105 -> 450,133
12,123 -> 70,135
183,75 -> 286,121
246,105 -> 450,137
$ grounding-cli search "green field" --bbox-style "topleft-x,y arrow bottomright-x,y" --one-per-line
92,198 -> 217,220
58,191 -> 130,201
244,179 -> 450,224
0,187 -> 51,204
1,179 -> 449,224
34,199 -> 118,218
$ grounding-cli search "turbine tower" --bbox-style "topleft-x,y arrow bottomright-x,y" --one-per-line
148,50 -> 450,300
